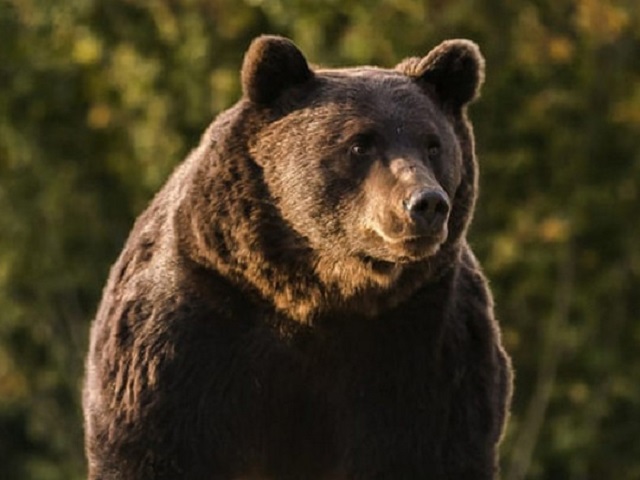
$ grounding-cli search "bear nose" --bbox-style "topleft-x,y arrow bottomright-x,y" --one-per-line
403,189 -> 450,231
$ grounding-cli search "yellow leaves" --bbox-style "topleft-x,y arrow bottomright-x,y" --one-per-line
503,327 -> 522,352
341,25 -> 377,63
99,43 -> 183,192
488,213 -> 571,272
576,0 -> 630,44
210,69 -> 238,113
611,82 -> 640,127
72,31 -> 102,65
539,217 -> 571,243
525,90 -> 578,126
617,178 -> 637,203
110,44 -> 161,110
513,0 -> 634,70
511,212 -> 571,245
547,36 -> 574,63
567,382 -> 590,405
490,234 -> 519,271
0,347 -> 28,403
513,6 -> 547,68
390,0 -> 427,20
513,7 -> 576,69
148,0 -> 179,45
87,104 -> 112,129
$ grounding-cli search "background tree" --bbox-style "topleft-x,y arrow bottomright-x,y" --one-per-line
1,0 -> 638,478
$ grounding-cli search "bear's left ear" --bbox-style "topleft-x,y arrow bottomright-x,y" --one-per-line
396,39 -> 485,111
241,35 -> 314,105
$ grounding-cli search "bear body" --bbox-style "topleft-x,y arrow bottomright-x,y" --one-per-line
84,36 -> 512,480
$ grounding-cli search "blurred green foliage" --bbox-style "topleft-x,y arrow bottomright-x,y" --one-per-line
1,0 -> 639,478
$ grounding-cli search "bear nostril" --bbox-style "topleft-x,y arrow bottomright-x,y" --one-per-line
404,189 -> 450,226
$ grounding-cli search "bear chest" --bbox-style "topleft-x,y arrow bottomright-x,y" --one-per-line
225,316 -> 483,479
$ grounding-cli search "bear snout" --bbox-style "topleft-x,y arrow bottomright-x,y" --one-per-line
403,188 -> 450,234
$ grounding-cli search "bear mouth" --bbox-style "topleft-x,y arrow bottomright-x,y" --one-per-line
369,228 -> 445,259
359,255 -> 399,274
356,221 -> 447,273
359,235 -> 443,271
401,235 -> 443,257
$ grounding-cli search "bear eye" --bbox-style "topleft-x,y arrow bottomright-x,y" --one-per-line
349,134 -> 377,158
427,143 -> 441,160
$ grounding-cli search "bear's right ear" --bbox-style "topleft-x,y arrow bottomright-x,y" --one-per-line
241,35 -> 314,105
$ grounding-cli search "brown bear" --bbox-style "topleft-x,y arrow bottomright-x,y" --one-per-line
83,35 -> 512,480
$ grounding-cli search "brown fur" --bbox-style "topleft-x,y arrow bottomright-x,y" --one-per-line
84,35 -> 512,479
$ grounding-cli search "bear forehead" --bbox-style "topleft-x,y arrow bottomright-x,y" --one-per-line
316,67 -> 424,99
304,68 -> 446,135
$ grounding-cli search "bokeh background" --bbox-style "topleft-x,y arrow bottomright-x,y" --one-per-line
1,0 -> 639,478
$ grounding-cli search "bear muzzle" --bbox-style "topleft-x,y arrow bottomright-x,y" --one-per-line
363,186 -> 450,263
360,160 -> 452,262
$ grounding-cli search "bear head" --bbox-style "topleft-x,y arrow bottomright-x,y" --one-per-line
181,36 -> 484,321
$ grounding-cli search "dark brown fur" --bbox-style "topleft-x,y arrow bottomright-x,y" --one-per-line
84,35 -> 512,480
